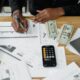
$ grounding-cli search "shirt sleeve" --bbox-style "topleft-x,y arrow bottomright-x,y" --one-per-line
8,0 -> 24,13
63,3 -> 80,16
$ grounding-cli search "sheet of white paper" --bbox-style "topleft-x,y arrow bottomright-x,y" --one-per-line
39,23 -> 58,46
0,65 -> 11,80
0,22 -> 11,27
0,21 -> 58,46
44,62 -> 80,80
8,61 -> 31,80
0,21 -> 66,78
0,39 -> 66,77
66,28 -> 80,56
0,37 -> 41,64
0,21 -> 40,38
0,61 -> 31,80
28,47 -> 66,77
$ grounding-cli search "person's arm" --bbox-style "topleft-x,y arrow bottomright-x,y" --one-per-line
8,0 -> 23,14
34,3 -> 80,23
8,0 -> 28,33
34,8 -> 64,23
0,0 -> 4,12
63,3 -> 80,16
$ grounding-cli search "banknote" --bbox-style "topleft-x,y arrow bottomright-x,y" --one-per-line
46,20 -> 58,40
58,24 -> 74,46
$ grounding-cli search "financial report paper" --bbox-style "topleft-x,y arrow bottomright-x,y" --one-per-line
0,20 -> 40,38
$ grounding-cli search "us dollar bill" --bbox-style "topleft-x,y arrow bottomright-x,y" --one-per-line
46,20 -> 58,40
58,24 -> 74,46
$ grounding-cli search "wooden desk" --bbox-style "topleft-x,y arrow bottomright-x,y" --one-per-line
56,17 -> 80,66
0,16 -> 80,80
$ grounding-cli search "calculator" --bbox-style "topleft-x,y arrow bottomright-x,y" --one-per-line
42,45 -> 57,67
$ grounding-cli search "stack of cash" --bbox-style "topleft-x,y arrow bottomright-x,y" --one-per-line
45,21 -> 74,46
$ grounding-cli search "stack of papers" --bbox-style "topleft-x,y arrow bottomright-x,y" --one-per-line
0,44 -> 66,77
0,61 -> 31,80
0,21 -> 67,79
44,62 -> 80,80
28,47 -> 66,77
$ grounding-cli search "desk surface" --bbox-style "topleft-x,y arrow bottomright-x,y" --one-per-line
0,16 -> 80,80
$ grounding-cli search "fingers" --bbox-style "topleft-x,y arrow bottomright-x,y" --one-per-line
41,18 -> 49,23
12,17 -> 28,33
34,9 -> 49,23
12,22 -> 22,33
37,10 -> 41,13
22,20 -> 28,32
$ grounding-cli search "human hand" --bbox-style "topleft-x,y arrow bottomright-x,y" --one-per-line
34,8 -> 64,23
12,10 -> 28,33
